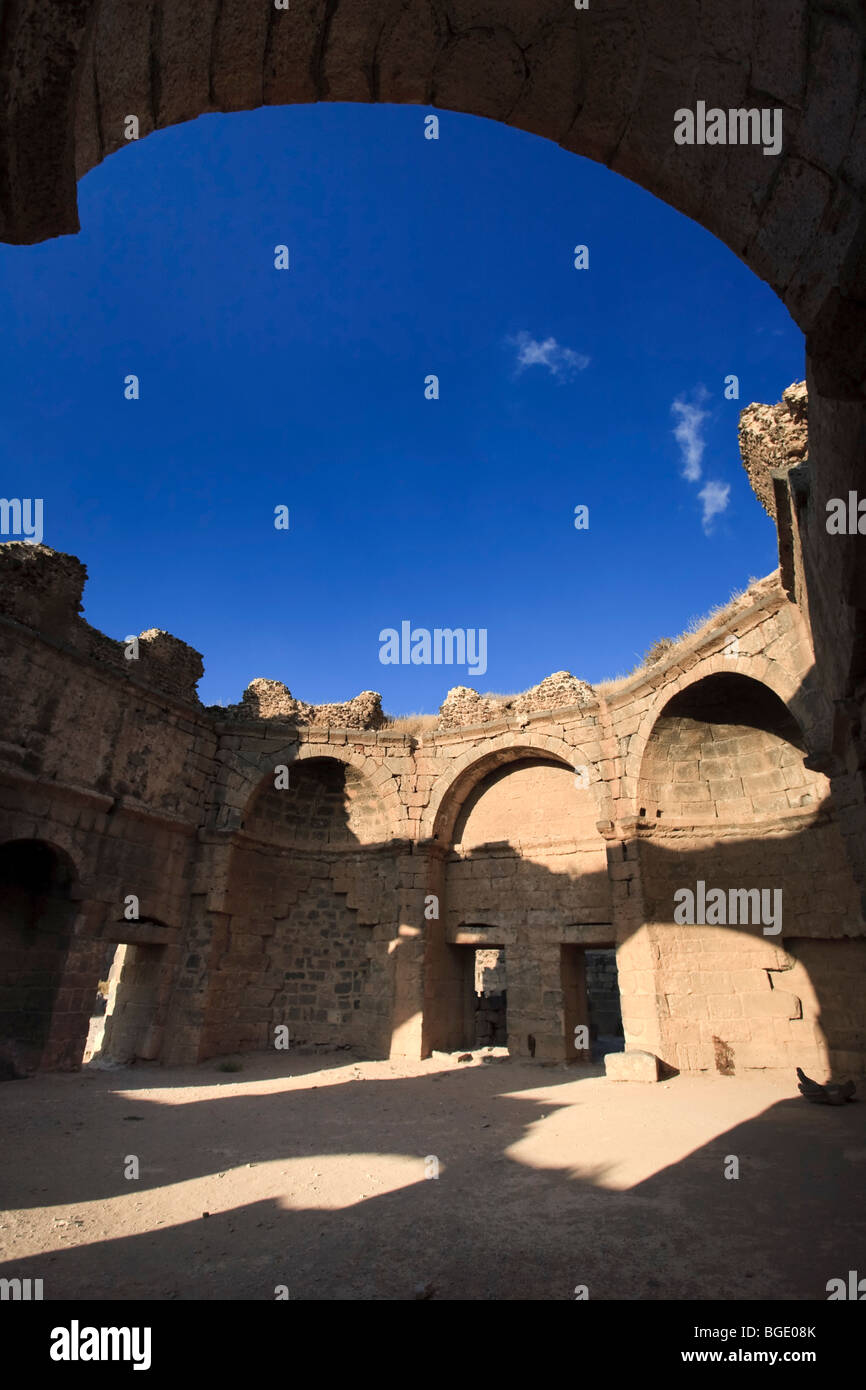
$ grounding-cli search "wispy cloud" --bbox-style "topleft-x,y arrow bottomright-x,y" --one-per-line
510,331 -> 590,380
698,480 -> 731,533
671,387 -> 731,534
671,392 -> 708,481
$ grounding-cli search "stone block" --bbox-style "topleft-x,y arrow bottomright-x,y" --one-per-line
605,1050 -> 660,1082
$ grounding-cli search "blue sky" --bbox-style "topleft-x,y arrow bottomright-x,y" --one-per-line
0,104 -> 803,713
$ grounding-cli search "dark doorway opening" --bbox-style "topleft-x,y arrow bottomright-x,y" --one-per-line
0,839 -> 76,1077
562,944 -> 624,1063
473,948 -> 507,1050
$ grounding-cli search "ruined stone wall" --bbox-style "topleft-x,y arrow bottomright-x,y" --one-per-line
738,383 -> 866,955
438,673 -> 595,731
475,949 -> 505,995
739,382 -> 808,521
0,578 -> 216,1068
2,11 -> 865,984
472,950 -> 508,1049
445,762 -> 610,935
639,675 -> 828,822
1,540 -> 865,1076
198,761 -> 398,1059
636,813 -> 863,1075
218,677 -> 386,730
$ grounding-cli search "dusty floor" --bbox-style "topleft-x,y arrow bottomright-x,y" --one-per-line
1,1051 -> 863,1301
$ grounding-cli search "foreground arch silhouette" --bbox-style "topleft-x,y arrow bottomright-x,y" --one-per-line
0,1 -> 860,372
1,2 -> 864,874
0,3 -> 865,1073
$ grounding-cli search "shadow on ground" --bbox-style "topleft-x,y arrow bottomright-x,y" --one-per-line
0,1052 -> 863,1301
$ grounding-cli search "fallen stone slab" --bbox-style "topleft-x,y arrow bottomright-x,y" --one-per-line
605,1050 -> 660,1082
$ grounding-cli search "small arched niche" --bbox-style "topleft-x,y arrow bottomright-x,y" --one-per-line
638,673 -> 827,824
453,756 -> 597,850
242,757 -> 386,849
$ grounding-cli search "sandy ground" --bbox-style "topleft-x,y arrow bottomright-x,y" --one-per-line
1,1051 -> 864,1301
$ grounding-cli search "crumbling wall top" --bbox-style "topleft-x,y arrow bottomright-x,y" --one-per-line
0,542 -> 85,638
739,381 -> 808,519
438,671 -> 596,731
0,543 -> 204,704
215,677 -> 386,730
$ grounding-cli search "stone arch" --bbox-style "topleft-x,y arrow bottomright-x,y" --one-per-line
426,736 -> 615,1063
422,732 -> 612,844
631,667 -> 864,1075
240,751 -> 389,848
202,749 -> 399,1059
226,737 -> 403,845
625,652 -> 820,818
635,670 -> 829,824
1,2 -> 863,392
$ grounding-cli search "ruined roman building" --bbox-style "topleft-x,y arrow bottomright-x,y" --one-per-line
1,2 -> 865,1082
1,382 -> 864,1079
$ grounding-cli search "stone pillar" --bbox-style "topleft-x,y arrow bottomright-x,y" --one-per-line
41,902 -> 105,1071
418,845 -> 470,1057
159,830 -> 234,1065
507,940 -> 567,1063
388,844 -> 431,1060
609,822 -> 667,1063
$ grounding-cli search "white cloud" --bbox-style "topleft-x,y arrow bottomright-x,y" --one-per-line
671,394 -> 709,482
698,480 -> 731,532
670,388 -> 731,534
510,331 -> 590,379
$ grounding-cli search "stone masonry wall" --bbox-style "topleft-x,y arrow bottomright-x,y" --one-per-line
585,950 -> 622,1038
198,761 -> 398,1059
1,538 -> 865,1076
636,813 -> 863,1075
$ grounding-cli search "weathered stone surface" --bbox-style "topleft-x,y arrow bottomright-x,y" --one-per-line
217,677 -> 386,730
605,1050 -> 660,1082
0,542 -> 85,637
739,382 -> 808,519
1,1 -> 864,370
1,0 -> 866,1095
438,672 -> 596,731
2,493 -> 864,1081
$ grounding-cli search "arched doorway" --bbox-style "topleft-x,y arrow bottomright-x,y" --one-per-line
428,751 -> 612,1060
635,672 -> 864,1074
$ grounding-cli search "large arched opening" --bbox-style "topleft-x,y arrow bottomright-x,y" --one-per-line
634,671 -> 864,1074
425,748 -> 614,1061
200,755 -> 397,1059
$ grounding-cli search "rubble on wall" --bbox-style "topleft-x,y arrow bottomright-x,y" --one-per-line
436,687 -> 503,729
133,629 -> 205,701
0,542 -> 204,702
738,381 -> 808,519
0,542 -> 85,635
438,671 -> 596,730
215,676 -> 386,730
